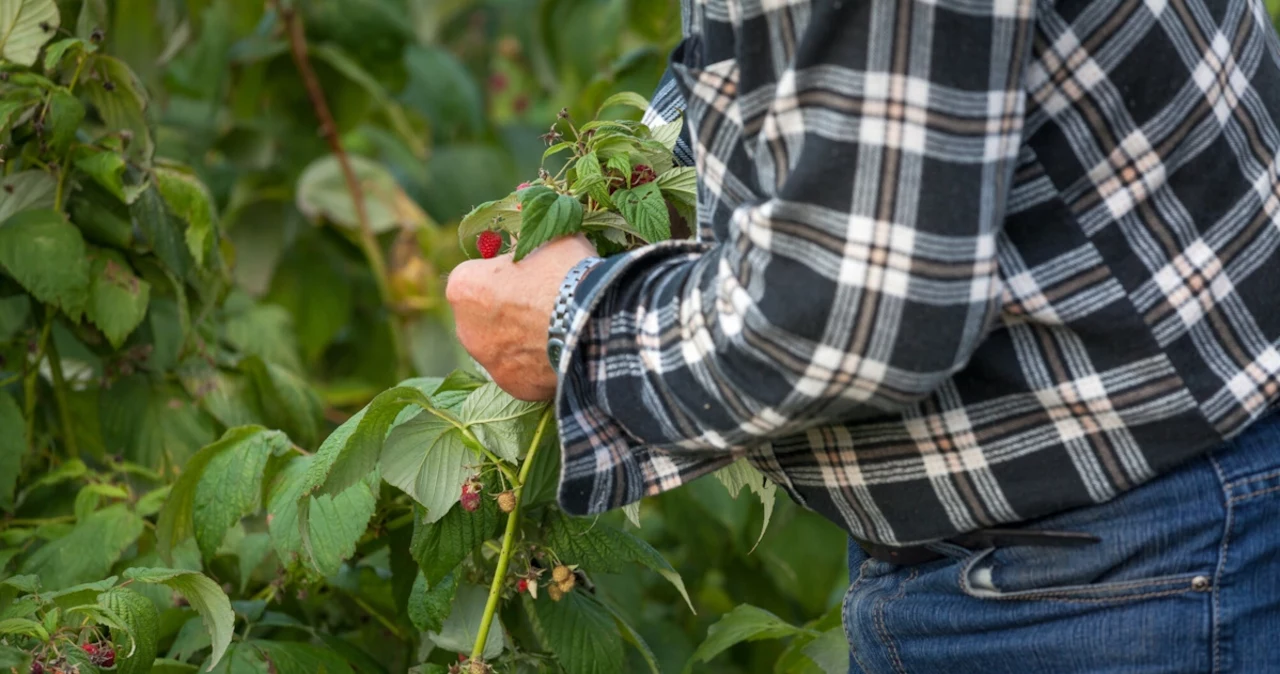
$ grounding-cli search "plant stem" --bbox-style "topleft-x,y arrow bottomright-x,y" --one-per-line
23,314 -> 53,455
350,594 -> 406,640
470,407 -> 553,663
279,2 -> 408,381
44,310 -> 78,459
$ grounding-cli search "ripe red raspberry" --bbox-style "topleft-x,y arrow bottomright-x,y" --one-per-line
83,642 -> 115,668
630,164 -> 657,187
82,644 -> 98,658
477,231 -> 502,259
488,73 -> 508,92
30,661 -> 44,674
516,578 -> 529,593
461,490 -> 481,512
459,653 -> 467,662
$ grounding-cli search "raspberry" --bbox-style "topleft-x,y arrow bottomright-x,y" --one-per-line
477,231 -> 502,259
551,565 -> 572,584
547,583 -> 565,602
461,490 -> 481,512
517,182 -> 532,190
516,578 -> 529,593
496,491 -> 516,513
82,644 -> 98,657
98,647 -> 115,668
459,653 -> 467,662
30,661 -> 44,674
630,164 -> 657,187
488,73 -> 508,92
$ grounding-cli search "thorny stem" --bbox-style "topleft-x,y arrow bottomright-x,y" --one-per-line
279,2 -> 408,380
44,309 -> 78,459
470,407 -> 553,663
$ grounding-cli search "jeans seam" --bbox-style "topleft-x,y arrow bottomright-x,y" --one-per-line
957,548 -> 1207,602
1222,467 -> 1280,490
846,559 -> 875,674
1208,452 -> 1233,674
1226,482 -> 1280,504
873,567 -> 918,674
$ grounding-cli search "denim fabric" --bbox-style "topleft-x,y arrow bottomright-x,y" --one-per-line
844,410 -> 1280,673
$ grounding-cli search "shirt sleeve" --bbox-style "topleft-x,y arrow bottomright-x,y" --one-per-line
555,0 -> 1036,515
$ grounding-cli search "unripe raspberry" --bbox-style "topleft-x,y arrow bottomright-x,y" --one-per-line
497,491 -> 516,513
552,565 -> 572,583
548,583 -> 565,602
477,231 -> 502,259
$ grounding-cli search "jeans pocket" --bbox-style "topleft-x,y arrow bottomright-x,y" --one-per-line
957,546 -> 1214,604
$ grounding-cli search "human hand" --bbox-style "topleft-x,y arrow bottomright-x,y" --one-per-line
445,234 -> 598,402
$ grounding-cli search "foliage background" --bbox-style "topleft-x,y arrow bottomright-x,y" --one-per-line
2,0 -> 851,672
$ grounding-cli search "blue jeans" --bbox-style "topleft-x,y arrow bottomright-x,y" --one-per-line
844,410 -> 1280,673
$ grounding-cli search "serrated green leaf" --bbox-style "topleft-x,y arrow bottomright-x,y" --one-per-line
606,154 -> 632,179
542,140 -> 574,162
85,246 -> 151,348
656,166 -> 697,211
135,484 -> 170,517
99,377 -> 216,471
410,499 -> 499,587
597,91 -> 651,115
85,55 -> 152,160
0,209 -> 90,318
122,568 -> 234,672
0,391 -> 24,510
156,427 -> 289,561
73,483 -> 128,521
20,458 -> 85,496
236,532 -> 273,594
457,193 -> 523,241
100,586 -> 159,674
573,151 -> 613,208
0,0 -> 59,66
19,504 -> 143,591
459,384 -> 544,462
46,90 -> 85,154
150,659 -> 200,674
131,186 -> 190,282
612,182 -> 670,243
1,574 -> 39,594
428,584 -> 504,661
0,644 -> 32,670
623,502 -> 641,528
650,118 -> 683,152
513,188 -> 583,261
543,510 -> 693,612
266,455 -> 379,576
801,628 -> 850,674
381,412 -> 477,522
0,617 -> 48,640
407,571 -> 457,634
526,591 -> 623,674
599,598 -> 660,674
154,166 -> 216,268
251,640 -> 355,674
0,98 -> 34,134
686,605 -> 804,672
223,303 -> 301,374
200,642 -> 264,674
714,459 -> 777,552
74,151 -> 130,203
316,634 -> 388,674
241,356 -> 323,449
0,293 -> 30,343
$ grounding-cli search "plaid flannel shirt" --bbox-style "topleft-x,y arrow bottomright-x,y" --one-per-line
554,0 -> 1280,545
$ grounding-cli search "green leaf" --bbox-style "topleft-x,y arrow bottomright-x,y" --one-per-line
542,140 -> 574,162
43,36 -> 94,71
20,457 -> 85,494
85,246 -> 151,348
19,504 -> 143,590
0,98 -> 34,134
623,502 -> 641,528
85,55 -> 153,160
264,235 -> 353,365
251,640 -> 356,674
241,356 -> 323,449
543,510 -> 694,612
74,151 -> 130,203
0,209 -> 90,318
0,644 -> 32,670
135,484 -> 170,517
427,583 -> 504,661
407,570 -> 457,634
714,459 -> 778,552
1,574 -> 39,594
122,567 -> 234,672
381,412 -> 477,522
686,605 -> 804,671
295,154 -> 420,233
156,426 -> 289,560
612,182 -> 671,243
656,166 -> 697,210
131,186 -> 190,281
650,118 -> 683,152
0,391 -> 24,510
801,628 -> 850,674
573,151 -> 613,208
151,659 -> 201,674
0,617 -> 48,641
266,455 -> 378,576
99,377 -> 217,470
154,166 -> 216,268
458,384 -> 544,462
526,591 -> 624,674
0,293 -> 30,343
410,499 -> 499,587
223,303 -> 301,374
236,532 -> 273,594
597,91 -> 651,115
600,598 -> 660,674
315,634 -> 389,674
605,154 -> 632,178
456,193 -> 522,241
201,643 -> 264,674
46,90 -> 85,154
0,0 -> 59,66
513,187 -> 584,261
101,586 -> 159,674
0,171 -> 55,224
306,385 -> 435,501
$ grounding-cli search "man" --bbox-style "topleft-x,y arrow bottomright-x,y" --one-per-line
446,0 -> 1280,669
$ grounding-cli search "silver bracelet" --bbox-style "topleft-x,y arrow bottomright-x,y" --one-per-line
547,257 -> 601,370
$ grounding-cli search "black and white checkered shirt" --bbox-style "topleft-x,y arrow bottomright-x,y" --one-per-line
554,0 -> 1280,545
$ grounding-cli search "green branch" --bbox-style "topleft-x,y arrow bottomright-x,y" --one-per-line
470,406 -> 553,664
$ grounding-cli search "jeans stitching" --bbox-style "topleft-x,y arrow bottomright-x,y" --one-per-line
846,559 -> 876,674
1222,467 -> 1280,490
873,567 -> 918,674
957,549 -> 1209,603
1227,482 -> 1280,504
1208,452 -> 1233,674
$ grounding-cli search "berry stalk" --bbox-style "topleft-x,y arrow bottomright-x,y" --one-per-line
469,407 -> 553,664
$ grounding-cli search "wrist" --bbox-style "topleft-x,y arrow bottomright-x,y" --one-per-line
547,256 -> 602,372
